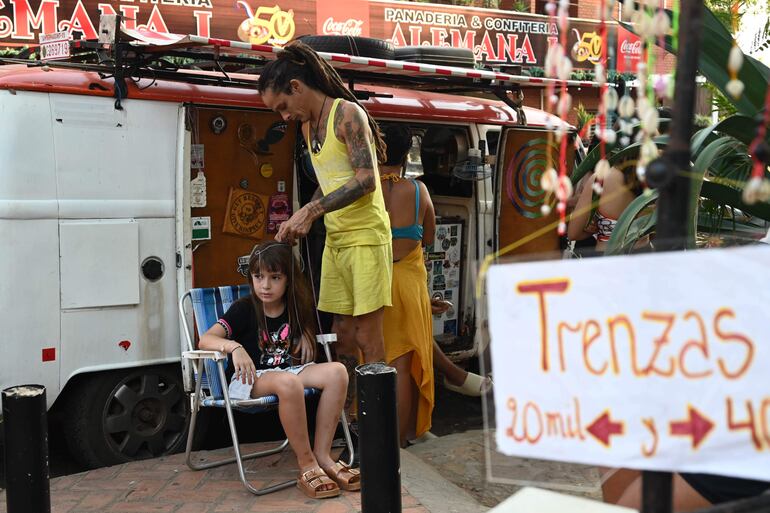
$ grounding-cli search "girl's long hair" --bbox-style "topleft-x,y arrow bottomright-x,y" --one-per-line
256,39 -> 386,164
247,241 -> 316,362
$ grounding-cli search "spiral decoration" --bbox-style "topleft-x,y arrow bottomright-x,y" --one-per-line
505,138 -> 560,219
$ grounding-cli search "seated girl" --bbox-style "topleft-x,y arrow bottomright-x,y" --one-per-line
199,241 -> 359,499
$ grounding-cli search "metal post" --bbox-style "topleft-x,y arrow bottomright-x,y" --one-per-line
651,0 -> 705,251
356,363 -> 401,513
2,385 -> 51,513
642,471 -> 673,513
642,0 -> 705,510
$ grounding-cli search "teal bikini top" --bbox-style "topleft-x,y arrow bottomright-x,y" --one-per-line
391,180 -> 424,241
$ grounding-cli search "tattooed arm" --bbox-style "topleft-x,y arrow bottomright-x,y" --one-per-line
276,101 -> 377,243
305,101 -> 376,217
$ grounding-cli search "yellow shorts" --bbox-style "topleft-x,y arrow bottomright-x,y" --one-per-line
318,244 -> 393,317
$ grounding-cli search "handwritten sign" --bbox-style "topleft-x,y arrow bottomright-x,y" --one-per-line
487,245 -> 770,481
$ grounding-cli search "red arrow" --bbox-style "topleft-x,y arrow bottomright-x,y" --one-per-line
587,410 -> 625,447
669,405 -> 714,449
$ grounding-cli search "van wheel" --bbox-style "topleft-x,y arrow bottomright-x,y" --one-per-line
64,365 -> 189,468
297,35 -> 395,60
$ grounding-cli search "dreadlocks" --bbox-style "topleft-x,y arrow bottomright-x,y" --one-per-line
257,40 -> 387,164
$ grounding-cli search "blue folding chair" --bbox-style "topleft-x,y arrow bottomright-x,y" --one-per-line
178,285 -> 354,495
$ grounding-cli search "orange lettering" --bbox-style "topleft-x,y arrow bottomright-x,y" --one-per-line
641,417 -> 659,457
726,397 -> 763,450
762,398 -> 770,448
567,396 -> 586,440
506,397 -> 525,442
582,319 -> 607,375
641,312 -> 676,377
714,308 -> 754,379
678,311 -> 713,379
524,401 -> 544,443
546,412 -> 565,437
608,315 -> 642,376
517,279 -> 570,372
557,321 -> 582,372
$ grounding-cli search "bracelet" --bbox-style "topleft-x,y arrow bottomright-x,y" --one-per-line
231,345 -> 245,354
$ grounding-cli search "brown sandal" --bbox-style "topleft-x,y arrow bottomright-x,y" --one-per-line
297,467 -> 340,499
322,461 -> 361,491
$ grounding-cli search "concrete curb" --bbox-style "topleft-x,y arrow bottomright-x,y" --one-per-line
401,448 -> 489,513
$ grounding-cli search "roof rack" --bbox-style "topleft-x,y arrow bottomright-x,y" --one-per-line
18,14 -> 600,122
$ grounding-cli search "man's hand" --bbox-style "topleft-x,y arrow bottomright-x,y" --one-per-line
275,205 -> 317,244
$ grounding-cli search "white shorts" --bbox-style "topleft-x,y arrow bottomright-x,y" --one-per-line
227,362 -> 315,400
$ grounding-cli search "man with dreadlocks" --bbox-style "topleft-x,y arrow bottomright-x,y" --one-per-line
257,41 -> 392,380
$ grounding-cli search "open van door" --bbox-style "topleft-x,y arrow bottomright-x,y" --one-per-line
495,128 -> 576,257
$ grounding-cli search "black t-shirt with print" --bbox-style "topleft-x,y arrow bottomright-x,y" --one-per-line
217,297 -> 297,377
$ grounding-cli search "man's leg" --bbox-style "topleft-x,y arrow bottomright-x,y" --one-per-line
333,313 -> 360,413
353,307 -> 386,363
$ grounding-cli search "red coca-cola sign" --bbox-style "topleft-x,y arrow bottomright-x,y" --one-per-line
616,25 -> 642,73
315,0 -> 368,37
322,17 -> 364,36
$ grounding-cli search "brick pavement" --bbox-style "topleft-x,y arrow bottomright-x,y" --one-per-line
0,443 -> 434,513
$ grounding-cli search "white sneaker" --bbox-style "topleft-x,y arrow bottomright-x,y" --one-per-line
408,431 -> 438,446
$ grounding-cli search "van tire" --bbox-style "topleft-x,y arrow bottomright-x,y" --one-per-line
62,365 -> 190,469
297,35 -> 395,60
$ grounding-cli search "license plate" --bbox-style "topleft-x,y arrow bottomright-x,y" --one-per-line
39,31 -> 71,61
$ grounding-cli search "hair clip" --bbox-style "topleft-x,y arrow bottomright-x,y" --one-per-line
250,241 -> 289,259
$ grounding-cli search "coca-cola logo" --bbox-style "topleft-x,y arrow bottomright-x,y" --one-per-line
620,39 -> 642,56
322,17 -> 364,36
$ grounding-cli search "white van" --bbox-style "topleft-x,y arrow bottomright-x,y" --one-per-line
0,25 -> 588,467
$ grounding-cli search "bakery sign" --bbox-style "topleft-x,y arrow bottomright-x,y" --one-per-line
0,0 -> 616,69
368,0 -> 618,68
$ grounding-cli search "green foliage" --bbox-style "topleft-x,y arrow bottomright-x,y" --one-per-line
599,4 -> 770,252
510,0 -> 529,12
575,102 -> 594,133
702,81 -> 738,120
0,47 -> 35,59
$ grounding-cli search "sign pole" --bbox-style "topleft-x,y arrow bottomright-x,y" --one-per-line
647,0 -> 705,251
641,471 -> 673,513
643,0 -> 704,509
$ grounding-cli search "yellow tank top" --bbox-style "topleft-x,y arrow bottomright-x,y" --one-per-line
309,98 -> 391,248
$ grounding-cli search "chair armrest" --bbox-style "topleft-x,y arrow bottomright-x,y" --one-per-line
316,334 -> 337,346
183,350 -> 227,361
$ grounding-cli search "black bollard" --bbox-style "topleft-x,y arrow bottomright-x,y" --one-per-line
356,363 -> 401,513
2,385 -> 51,513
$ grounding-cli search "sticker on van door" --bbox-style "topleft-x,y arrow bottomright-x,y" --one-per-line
192,217 -> 211,241
191,144 -> 205,169
223,187 -> 268,240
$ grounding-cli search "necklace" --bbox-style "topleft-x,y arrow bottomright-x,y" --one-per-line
310,96 -> 328,155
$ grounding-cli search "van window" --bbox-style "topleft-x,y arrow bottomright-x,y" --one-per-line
386,124 -> 473,198
485,130 -> 501,156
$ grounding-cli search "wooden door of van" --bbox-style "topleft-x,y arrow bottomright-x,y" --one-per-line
189,108 -> 297,288
495,128 -> 574,257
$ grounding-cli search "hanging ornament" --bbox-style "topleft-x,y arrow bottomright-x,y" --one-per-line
743,86 -> 770,204
726,2 -> 745,100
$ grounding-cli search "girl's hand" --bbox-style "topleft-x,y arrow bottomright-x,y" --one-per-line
232,347 -> 257,385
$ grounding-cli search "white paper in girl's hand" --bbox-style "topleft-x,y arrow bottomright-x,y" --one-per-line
228,376 -> 253,401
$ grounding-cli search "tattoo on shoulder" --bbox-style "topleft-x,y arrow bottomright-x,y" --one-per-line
342,105 -> 375,171
333,101 -> 346,137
